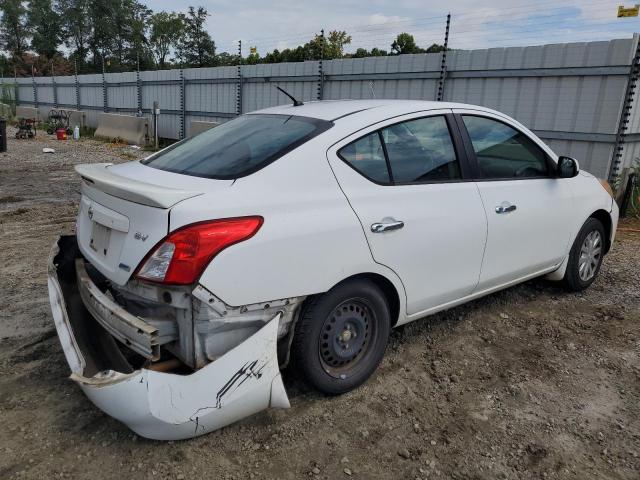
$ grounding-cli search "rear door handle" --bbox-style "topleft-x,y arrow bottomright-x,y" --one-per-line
371,220 -> 404,233
495,203 -> 517,214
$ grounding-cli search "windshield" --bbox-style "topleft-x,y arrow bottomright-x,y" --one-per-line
142,114 -> 332,179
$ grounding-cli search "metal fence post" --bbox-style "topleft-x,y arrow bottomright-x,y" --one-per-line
236,40 -> 243,116
153,100 -> 159,149
317,29 -> 325,100
136,66 -> 143,115
102,54 -> 108,113
74,59 -> 81,110
14,73 -> 19,110
180,69 -> 186,139
610,33 -> 640,182
436,14 -> 451,102
31,66 -> 38,109
52,62 -> 58,108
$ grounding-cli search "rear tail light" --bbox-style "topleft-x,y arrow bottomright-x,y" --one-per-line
135,217 -> 263,285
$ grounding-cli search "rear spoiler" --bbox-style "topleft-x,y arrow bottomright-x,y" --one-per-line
75,163 -> 203,209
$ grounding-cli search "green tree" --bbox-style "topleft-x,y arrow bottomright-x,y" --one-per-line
27,0 -> 61,59
214,51 -> 240,66
118,1 -> 153,70
86,0 -> 116,68
245,48 -> 260,65
305,30 -> 351,60
176,6 -> 215,68
390,33 -> 425,55
351,47 -> 388,58
57,0 -> 91,67
0,0 -> 29,65
425,43 -> 446,53
149,11 -> 185,69
325,30 -> 351,58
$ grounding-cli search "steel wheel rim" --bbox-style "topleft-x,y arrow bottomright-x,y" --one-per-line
318,299 -> 376,379
578,230 -> 602,282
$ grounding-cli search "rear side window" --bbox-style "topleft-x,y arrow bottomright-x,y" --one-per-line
338,132 -> 390,183
143,114 -> 332,179
462,115 -> 549,179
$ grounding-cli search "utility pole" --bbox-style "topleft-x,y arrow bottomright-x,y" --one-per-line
436,13 -> 451,102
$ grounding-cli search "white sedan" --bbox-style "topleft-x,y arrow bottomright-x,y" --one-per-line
48,99 -> 618,440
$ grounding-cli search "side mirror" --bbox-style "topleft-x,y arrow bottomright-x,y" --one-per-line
557,156 -> 579,178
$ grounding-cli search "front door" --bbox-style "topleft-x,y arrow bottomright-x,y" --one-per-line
454,111 -> 574,290
327,111 -> 487,316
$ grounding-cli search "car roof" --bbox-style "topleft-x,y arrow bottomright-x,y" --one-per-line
251,99 -> 498,122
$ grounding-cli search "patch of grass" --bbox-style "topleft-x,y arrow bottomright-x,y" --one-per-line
80,126 -> 96,138
627,159 -> 640,219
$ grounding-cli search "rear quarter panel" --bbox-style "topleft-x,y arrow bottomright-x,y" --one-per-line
169,136 -> 407,311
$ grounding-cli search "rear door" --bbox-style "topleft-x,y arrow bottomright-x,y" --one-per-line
327,110 -> 487,316
453,110 -> 574,289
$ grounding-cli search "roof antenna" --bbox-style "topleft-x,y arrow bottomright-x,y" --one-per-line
276,85 -> 304,106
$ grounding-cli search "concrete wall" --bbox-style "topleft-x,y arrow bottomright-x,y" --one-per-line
94,113 -> 148,145
8,36 -> 639,178
16,106 -> 40,120
189,120 -> 219,136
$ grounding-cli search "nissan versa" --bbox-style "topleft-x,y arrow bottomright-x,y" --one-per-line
47,99 -> 618,440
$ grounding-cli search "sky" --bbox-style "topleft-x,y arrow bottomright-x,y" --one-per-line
146,0 -> 640,55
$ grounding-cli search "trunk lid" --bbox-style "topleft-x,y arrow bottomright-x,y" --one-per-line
75,162 -> 232,286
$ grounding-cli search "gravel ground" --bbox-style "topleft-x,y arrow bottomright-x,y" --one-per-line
0,129 -> 639,480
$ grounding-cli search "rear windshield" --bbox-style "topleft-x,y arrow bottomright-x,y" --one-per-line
142,114 -> 332,179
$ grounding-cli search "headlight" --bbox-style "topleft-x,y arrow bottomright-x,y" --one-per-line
599,179 -> 614,198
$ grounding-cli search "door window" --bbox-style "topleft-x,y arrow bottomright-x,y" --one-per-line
338,131 -> 390,183
382,116 -> 460,183
462,116 -> 549,179
338,115 -> 461,185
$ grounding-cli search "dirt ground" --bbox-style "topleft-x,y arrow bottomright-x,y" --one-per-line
1,129 -> 639,480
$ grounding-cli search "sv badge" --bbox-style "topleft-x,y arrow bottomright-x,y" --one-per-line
134,232 -> 149,242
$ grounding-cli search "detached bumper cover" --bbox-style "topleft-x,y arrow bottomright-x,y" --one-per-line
47,235 -> 290,441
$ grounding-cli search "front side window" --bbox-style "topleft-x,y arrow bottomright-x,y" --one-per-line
462,116 -> 549,179
143,114 -> 332,179
338,131 -> 390,184
381,116 -> 460,183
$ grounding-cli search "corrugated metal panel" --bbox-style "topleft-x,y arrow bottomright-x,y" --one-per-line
55,74 -> 77,107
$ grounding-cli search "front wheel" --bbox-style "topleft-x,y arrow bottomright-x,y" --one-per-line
563,217 -> 606,291
291,279 -> 391,395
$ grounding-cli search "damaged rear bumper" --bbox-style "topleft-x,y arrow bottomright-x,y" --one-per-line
47,235 -> 290,441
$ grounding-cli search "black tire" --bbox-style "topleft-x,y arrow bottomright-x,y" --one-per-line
291,279 -> 391,395
563,217 -> 606,292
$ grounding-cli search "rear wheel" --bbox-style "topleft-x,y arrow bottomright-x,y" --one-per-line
563,217 -> 606,291
291,279 -> 390,395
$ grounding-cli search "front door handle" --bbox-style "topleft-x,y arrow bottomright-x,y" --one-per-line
371,220 -> 404,233
495,203 -> 517,214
